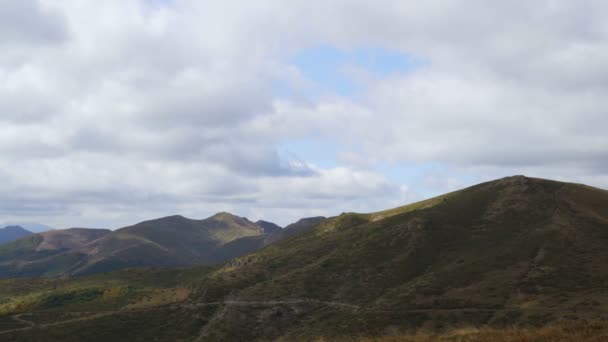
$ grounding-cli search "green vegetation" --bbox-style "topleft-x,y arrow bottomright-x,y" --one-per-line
0,176 -> 607,341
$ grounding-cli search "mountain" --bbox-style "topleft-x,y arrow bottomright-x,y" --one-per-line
255,220 -> 282,234
75,213 -> 263,275
1,222 -> 54,233
204,216 -> 327,263
2,176 -> 608,341
189,175 -> 608,340
0,213 -> 266,278
0,228 -> 111,277
263,216 -> 326,245
0,226 -> 33,245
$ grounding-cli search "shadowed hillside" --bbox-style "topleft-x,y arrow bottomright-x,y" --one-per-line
1,176 -> 608,341
256,220 -> 282,234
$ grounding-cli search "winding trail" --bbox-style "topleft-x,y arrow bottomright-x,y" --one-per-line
11,314 -> 35,328
0,298 -> 599,338
0,298 -> 359,336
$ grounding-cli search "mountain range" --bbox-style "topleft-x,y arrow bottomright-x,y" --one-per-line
0,176 -> 607,341
0,213 -> 323,278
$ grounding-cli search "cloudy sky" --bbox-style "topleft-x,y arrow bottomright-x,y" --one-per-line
1,0 -> 607,229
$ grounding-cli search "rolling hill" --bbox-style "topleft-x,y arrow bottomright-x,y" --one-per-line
1,176 -> 608,341
0,226 -> 32,245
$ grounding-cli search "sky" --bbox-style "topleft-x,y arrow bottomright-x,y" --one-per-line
1,0 -> 607,229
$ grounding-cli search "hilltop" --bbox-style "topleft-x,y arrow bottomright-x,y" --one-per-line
1,176 -> 607,341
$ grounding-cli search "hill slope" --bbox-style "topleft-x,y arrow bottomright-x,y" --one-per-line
2,176 -> 608,341
190,175 -> 608,340
0,226 -> 32,245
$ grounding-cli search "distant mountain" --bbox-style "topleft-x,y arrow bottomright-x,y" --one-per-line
0,226 -> 33,244
0,213 -> 268,277
2,222 -> 54,233
213,216 -> 329,262
0,228 -> 111,277
255,220 -> 282,234
75,213 -> 263,275
263,216 -> 326,245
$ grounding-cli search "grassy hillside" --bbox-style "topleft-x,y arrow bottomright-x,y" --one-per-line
1,176 -> 608,341
191,176 -> 608,340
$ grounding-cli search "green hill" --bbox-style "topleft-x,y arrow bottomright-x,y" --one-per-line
1,176 -> 608,341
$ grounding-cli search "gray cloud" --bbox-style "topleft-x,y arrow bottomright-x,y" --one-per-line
0,0 -> 67,46
0,0 -> 606,227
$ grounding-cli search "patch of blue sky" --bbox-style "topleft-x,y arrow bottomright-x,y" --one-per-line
277,139 -> 481,203
278,138 -> 341,169
290,46 -> 428,97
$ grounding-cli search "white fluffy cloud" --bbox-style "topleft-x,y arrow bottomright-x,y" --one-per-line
0,0 -> 607,228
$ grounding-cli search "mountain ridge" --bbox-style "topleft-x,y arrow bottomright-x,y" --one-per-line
0,212 -> 323,278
